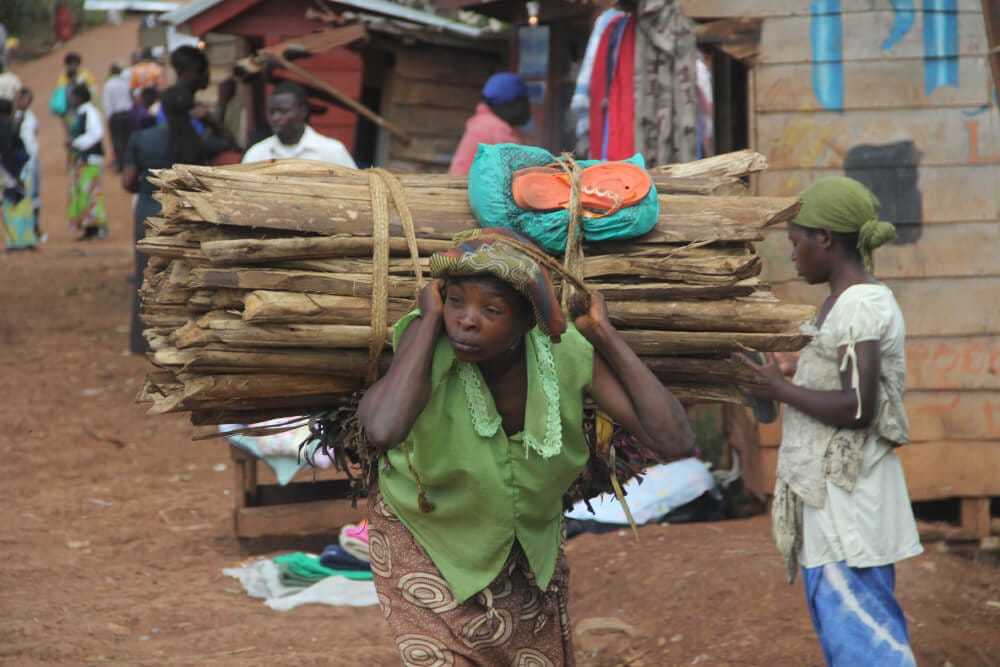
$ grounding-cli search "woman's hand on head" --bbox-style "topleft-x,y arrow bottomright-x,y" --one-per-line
418,278 -> 445,321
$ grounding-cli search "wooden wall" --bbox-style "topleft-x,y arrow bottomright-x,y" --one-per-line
379,46 -> 503,172
731,0 -> 1000,502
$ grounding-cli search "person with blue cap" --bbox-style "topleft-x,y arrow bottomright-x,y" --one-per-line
448,72 -> 531,175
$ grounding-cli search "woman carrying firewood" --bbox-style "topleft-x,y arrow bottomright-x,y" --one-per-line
356,227 -> 693,665
740,177 -> 922,667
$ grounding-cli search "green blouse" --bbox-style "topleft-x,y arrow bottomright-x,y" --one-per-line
378,310 -> 594,603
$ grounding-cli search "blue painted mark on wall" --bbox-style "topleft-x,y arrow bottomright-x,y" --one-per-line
923,0 -> 959,94
810,0 -> 963,107
881,0 -> 915,51
811,0 -> 844,111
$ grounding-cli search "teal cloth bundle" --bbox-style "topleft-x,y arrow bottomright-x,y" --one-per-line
467,144 -> 659,255
273,552 -> 373,585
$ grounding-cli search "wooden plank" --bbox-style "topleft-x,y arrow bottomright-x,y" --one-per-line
770,277 -> 1000,338
392,79 -> 482,109
961,497 -> 993,538
755,108 -> 1000,169
906,337 -> 1000,390
680,0 -> 984,19
386,106 -> 469,139
234,497 -> 366,538
393,46 -> 498,85
389,135 -> 460,166
747,440 -> 1000,501
757,222 -> 1000,282
755,59 -> 993,112
757,391 -> 1000,446
759,11 -> 990,64
756,165 -> 1000,224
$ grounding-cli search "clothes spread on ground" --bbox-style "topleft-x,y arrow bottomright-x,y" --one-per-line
273,552 -> 373,584
447,103 -> 522,176
223,558 -> 378,611
320,544 -> 371,571
772,283 -> 922,582
803,561 -> 916,667
242,125 -> 357,167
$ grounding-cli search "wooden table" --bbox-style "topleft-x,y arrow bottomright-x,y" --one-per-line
228,444 -> 367,539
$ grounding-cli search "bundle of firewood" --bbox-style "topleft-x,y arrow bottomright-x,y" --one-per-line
136,150 -> 812,426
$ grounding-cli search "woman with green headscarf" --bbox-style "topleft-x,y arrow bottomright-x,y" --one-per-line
742,177 -> 921,666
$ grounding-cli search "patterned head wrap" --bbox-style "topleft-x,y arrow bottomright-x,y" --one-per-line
794,177 -> 897,273
429,227 -> 567,340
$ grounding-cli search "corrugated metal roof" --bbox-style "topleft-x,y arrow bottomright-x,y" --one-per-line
161,0 -> 486,37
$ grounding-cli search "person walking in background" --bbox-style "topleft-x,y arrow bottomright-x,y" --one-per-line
128,86 -> 158,132
122,84 -> 233,354
0,60 -> 21,103
128,47 -> 164,100
51,52 -> 94,131
242,81 -> 356,167
740,177 -> 922,667
1,97 -> 32,249
163,45 -> 234,143
102,62 -> 132,172
447,72 -> 531,176
14,87 -> 41,241
66,83 -> 107,240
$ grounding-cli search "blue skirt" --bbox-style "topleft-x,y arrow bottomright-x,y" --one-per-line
803,562 -> 915,667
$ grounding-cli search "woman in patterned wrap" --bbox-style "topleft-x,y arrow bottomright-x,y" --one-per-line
741,177 -> 922,667
357,228 -> 694,665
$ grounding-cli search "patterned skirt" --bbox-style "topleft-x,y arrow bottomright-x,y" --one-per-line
68,157 -> 107,232
368,486 -> 576,666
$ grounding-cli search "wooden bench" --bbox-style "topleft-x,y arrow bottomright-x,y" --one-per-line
228,444 -> 366,539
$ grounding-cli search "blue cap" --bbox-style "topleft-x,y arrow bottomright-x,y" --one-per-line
482,72 -> 527,105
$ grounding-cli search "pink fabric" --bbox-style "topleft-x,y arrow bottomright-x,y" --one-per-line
447,103 -> 522,176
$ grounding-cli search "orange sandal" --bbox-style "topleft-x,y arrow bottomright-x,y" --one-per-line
511,161 -> 651,219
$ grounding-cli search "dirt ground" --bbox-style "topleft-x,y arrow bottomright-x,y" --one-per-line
2,20 -> 999,667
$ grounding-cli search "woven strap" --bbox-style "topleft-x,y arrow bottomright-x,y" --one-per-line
557,153 -> 588,310
365,168 -> 424,387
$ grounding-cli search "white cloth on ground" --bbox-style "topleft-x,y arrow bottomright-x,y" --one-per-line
223,559 -> 379,611
564,457 -> 717,525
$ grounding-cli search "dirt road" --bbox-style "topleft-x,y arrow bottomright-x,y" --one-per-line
1,19 -> 998,667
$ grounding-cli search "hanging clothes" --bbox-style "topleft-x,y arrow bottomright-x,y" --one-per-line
633,0 -> 698,165
571,8 -> 625,157
588,14 -> 635,161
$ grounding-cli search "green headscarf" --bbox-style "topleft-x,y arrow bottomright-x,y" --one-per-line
794,177 -> 896,272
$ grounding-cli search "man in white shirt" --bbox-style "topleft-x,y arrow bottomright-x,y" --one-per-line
242,81 -> 357,167
102,62 -> 132,172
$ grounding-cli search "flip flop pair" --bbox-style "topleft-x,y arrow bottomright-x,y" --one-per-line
511,161 -> 652,219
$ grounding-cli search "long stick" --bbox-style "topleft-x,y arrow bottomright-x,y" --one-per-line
261,54 -> 411,145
